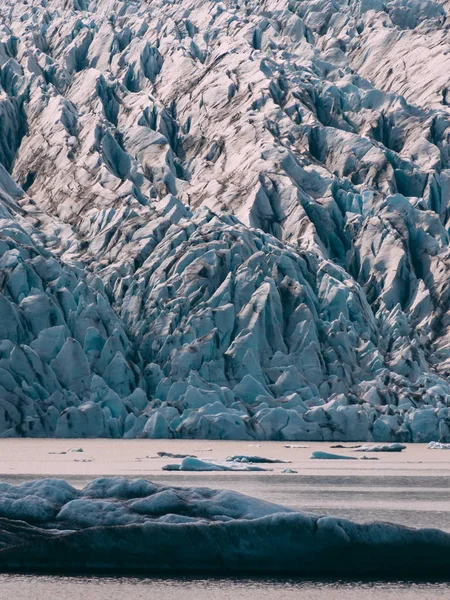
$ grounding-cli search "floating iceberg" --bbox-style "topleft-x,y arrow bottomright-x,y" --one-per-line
311,451 -> 358,460
354,444 -> 406,453
0,477 -> 447,578
162,457 -> 270,471
428,441 -> 450,450
157,452 -> 197,459
226,455 -> 288,464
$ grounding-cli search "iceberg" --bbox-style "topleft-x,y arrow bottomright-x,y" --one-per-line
162,457 -> 270,471
428,441 -> 450,450
0,477 -> 447,578
354,444 -> 407,453
226,455 -> 288,464
311,451 -> 358,460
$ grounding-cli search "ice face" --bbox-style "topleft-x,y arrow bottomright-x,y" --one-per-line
0,476 -> 448,576
310,451 -> 358,460
0,0 -> 450,440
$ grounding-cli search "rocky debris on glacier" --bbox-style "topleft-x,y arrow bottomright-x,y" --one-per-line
1,0 -> 450,441
0,476 -> 448,576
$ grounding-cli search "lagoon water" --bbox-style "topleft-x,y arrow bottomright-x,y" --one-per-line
1,439 -> 449,530
1,440 -> 449,598
2,575 -> 450,600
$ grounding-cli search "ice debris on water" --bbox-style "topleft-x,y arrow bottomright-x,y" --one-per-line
157,452 -> 197,459
162,457 -> 270,471
283,445 -> 310,449
226,455 -> 289,463
48,448 -> 83,454
354,444 -> 406,452
0,0 -> 450,442
428,441 -> 450,449
311,451 -> 358,460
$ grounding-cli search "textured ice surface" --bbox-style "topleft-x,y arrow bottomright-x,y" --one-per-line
226,455 -> 288,463
428,441 -> 450,449
0,476 -> 448,577
354,443 -> 406,452
1,0 -> 450,440
162,457 -> 270,470
311,451 -> 358,460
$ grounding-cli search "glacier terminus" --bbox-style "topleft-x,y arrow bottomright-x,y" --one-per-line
0,0 -> 449,442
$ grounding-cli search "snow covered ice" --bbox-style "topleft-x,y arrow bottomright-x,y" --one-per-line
0,475 -> 447,577
1,0 -> 450,440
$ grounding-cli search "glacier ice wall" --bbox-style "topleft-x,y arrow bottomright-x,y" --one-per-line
0,0 -> 450,440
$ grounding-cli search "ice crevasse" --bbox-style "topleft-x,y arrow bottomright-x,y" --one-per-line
0,0 -> 449,440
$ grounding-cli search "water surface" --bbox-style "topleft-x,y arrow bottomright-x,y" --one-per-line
2,575 -> 450,600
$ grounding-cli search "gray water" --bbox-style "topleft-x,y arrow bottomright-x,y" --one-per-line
2,575 -> 450,600
2,440 -> 450,598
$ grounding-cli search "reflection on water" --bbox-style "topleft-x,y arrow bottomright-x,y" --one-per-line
1,575 -> 450,600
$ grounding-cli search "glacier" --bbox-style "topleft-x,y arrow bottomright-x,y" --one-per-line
0,476 -> 447,576
0,0 -> 450,440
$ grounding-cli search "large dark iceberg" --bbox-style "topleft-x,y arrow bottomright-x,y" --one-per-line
0,477 -> 448,577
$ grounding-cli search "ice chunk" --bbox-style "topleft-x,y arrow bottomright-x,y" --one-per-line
354,444 -> 406,452
226,455 -> 288,464
428,441 -> 450,450
163,458 -> 270,471
311,451 -> 358,460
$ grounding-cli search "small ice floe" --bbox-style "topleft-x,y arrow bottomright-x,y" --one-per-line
281,468 -> 298,473
428,441 -> 450,449
49,447 -> 84,455
226,455 -> 289,464
354,444 -> 406,453
310,451 -> 358,460
247,444 -> 262,447
157,452 -> 197,459
162,458 -> 270,471
330,444 -> 361,449
283,445 -> 309,448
